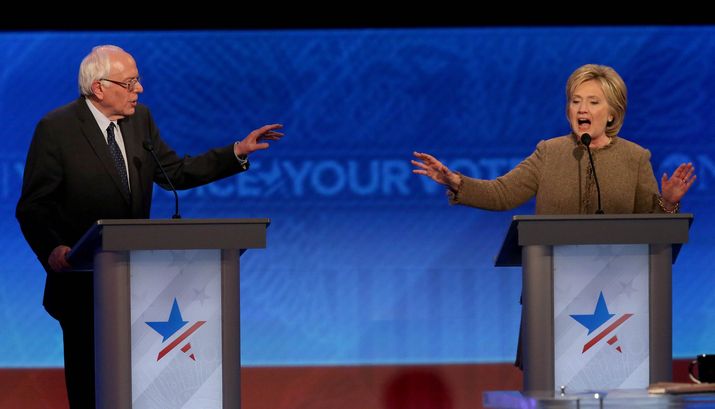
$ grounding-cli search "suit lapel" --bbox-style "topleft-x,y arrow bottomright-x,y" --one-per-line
76,98 -> 132,205
118,118 -> 144,212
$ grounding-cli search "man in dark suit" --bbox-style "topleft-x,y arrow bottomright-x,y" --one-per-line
15,44 -> 283,409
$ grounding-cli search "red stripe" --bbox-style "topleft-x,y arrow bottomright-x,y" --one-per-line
607,335 -> 618,345
582,314 -> 632,353
157,321 -> 206,361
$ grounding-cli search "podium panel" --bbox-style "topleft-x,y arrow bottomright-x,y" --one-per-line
130,250 -> 223,408
553,244 -> 649,390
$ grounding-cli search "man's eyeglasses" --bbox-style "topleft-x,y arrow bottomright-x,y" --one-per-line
100,77 -> 141,92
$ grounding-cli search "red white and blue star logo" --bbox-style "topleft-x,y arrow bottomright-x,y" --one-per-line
146,298 -> 206,361
570,291 -> 633,353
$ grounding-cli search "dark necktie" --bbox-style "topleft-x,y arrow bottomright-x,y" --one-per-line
106,123 -> 130,194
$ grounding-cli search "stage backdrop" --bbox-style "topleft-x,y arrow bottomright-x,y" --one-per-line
1,27 -> 714,368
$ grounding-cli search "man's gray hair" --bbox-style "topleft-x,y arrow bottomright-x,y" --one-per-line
78,45 -> 126,96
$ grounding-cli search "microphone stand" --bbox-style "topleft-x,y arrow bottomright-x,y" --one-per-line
580,134 -> 604,214
143,141 -> 181,219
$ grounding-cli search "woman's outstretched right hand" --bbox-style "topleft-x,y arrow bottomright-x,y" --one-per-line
411,151 -> 461,191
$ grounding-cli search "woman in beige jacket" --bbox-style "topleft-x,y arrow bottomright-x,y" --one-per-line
412,64 -> 695,215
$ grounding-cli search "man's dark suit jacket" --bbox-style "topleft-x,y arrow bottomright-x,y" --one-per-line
16,97 -> 248,319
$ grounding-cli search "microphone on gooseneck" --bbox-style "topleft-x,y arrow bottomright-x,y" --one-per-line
580,133 -> 604,214
143,140 -> 181,219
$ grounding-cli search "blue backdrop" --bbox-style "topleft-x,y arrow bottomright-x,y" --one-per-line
1,27 -> 714,367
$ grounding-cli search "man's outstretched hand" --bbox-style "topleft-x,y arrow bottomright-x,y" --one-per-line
234,124 -> 284,157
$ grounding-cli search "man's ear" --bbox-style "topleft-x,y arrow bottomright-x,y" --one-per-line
91,80 -> 104,99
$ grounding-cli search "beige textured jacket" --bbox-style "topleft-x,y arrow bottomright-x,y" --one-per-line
449,135 -> 663,214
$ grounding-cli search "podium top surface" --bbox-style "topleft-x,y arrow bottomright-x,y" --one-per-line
495,213 -> 694,267
68,218 -> 270,269
93,218 -> 270,227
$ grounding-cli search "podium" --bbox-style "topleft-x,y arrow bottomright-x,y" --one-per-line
69,218 -> 270,409
495,214 -> 693,392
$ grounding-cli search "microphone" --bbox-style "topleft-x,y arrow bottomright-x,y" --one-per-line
143,140 -> 181,219
580,133 -> 604,214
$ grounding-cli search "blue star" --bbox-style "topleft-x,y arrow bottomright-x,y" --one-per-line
570,292 -> 614,335
146,298 -> 188,342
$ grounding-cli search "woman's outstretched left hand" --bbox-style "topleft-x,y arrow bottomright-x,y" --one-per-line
661,162 -> 696,208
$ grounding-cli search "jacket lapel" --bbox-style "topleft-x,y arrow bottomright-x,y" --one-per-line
118,117 -> 144,212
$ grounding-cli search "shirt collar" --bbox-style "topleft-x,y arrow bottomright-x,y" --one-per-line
84,97 -> 116,133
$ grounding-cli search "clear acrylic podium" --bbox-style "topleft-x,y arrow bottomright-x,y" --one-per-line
495,214 -> 693,392
69,218 -> 270,409
483,389 -> 715,409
